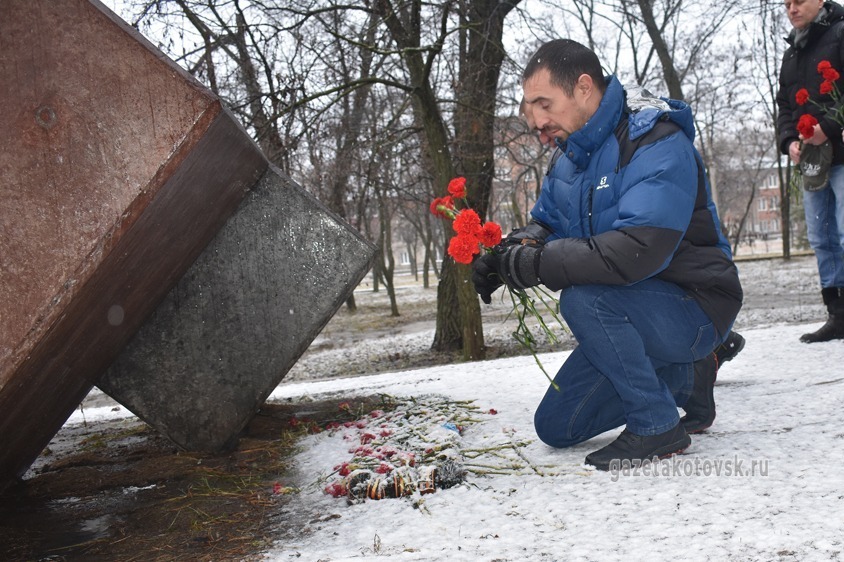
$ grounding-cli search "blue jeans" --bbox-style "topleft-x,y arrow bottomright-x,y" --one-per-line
804,164 -> 844,288
533,279 -> 721,448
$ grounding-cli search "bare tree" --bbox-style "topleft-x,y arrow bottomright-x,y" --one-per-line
367,0 -> 521,359
493,107 -> 550,231
753,0 -> 794,258
122,0 -> 803,359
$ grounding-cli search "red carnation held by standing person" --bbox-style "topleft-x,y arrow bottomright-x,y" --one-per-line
447,176 -> 467,199
793,60 -> 844,135
797,113 -> 819,139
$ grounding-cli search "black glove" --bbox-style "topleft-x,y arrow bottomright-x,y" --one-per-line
471,244 -> 543,304
501,221 -> 553,248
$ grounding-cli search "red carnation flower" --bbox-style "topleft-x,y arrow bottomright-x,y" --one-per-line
447,176 -> 467,198
796,88 -> 810,105
448,233 -> 481,264
452,208 -> 482,236
324,481 -> 348,498
430,196 -> 455,218
479,221 -> 503,248
429,198 -> 442,216
823,67 -> 841,82
818,60 -> 832,73
821,80 -> 834,95
797,113 -> 819,139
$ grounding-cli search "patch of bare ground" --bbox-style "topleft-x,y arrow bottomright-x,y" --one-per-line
0,397 -> 391,561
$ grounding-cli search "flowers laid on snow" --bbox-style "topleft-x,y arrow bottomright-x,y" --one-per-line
320,398 -> 478,502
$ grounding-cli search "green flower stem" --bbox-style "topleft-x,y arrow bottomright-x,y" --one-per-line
505,285 -> 565,392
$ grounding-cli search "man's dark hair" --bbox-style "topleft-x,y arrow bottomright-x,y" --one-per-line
522,39 -> 606,96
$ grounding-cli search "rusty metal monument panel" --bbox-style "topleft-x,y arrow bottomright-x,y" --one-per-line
0,0 -> 267,489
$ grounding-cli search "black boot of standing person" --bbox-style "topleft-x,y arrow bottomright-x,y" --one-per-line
681,354 -> 718,434
801,288 -> 844,343
714,331 -> 745,364
681,331 -> 749,435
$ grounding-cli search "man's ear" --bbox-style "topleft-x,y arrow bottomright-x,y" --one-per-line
574,73 -> 594,100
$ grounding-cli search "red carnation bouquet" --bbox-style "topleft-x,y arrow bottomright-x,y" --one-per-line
793,60 -> 844,190
794,60 -> 844,129
431,177 -> 565,390
430,177 -> 504,264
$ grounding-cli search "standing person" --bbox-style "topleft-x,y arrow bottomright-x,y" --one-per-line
777,0 -> 844,343
472,39 -> 743,470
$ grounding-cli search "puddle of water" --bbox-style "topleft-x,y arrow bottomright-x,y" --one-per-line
0,499 -> 121,558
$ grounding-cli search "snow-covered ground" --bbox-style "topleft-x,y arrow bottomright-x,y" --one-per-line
263,321 -> 843,561
63,255 -> 844,560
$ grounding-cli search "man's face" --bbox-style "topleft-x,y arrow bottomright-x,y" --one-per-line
785,0 -> 824,30
523,68 -> 592,145
521,102 -> 553,146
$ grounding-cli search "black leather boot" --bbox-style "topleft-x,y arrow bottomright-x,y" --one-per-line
801,287 -> 844,343
585,423 -> 691,471
714,331 -> 745,365
680,353 -> 718,434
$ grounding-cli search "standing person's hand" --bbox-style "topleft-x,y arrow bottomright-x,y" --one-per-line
789,140 -> 802,165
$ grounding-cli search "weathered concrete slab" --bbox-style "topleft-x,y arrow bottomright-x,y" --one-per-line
97,166 -> 376,451
0,0 -> 267,489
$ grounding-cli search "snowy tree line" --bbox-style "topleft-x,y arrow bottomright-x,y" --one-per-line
110,0 -> 794,359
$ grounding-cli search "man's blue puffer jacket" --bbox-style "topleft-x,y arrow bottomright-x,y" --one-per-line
532,76 -> 742,338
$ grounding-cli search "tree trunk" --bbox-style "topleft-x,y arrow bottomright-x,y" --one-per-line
432,259 -> 461,349
327,14 -> 378,312
231,13 -> 288,168
408,242 -> 417,281
446,0 -> 519,359
373,0 -> 465,351
636,0 -> 685,100
780,160 -> 793,259
376,185 -> 400,317
423,247 -> 431,288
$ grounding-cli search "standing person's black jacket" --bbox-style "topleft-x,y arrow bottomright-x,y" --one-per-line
777,1 -> 844,164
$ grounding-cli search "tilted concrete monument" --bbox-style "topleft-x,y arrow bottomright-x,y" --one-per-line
0,0 -> 374,490
98,166 -> 375,451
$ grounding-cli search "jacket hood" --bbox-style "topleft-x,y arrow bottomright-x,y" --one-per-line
625,85 -> 696,142
557,76 -> 696,169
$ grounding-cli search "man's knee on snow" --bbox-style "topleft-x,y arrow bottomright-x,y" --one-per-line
533,408 -> 588,449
